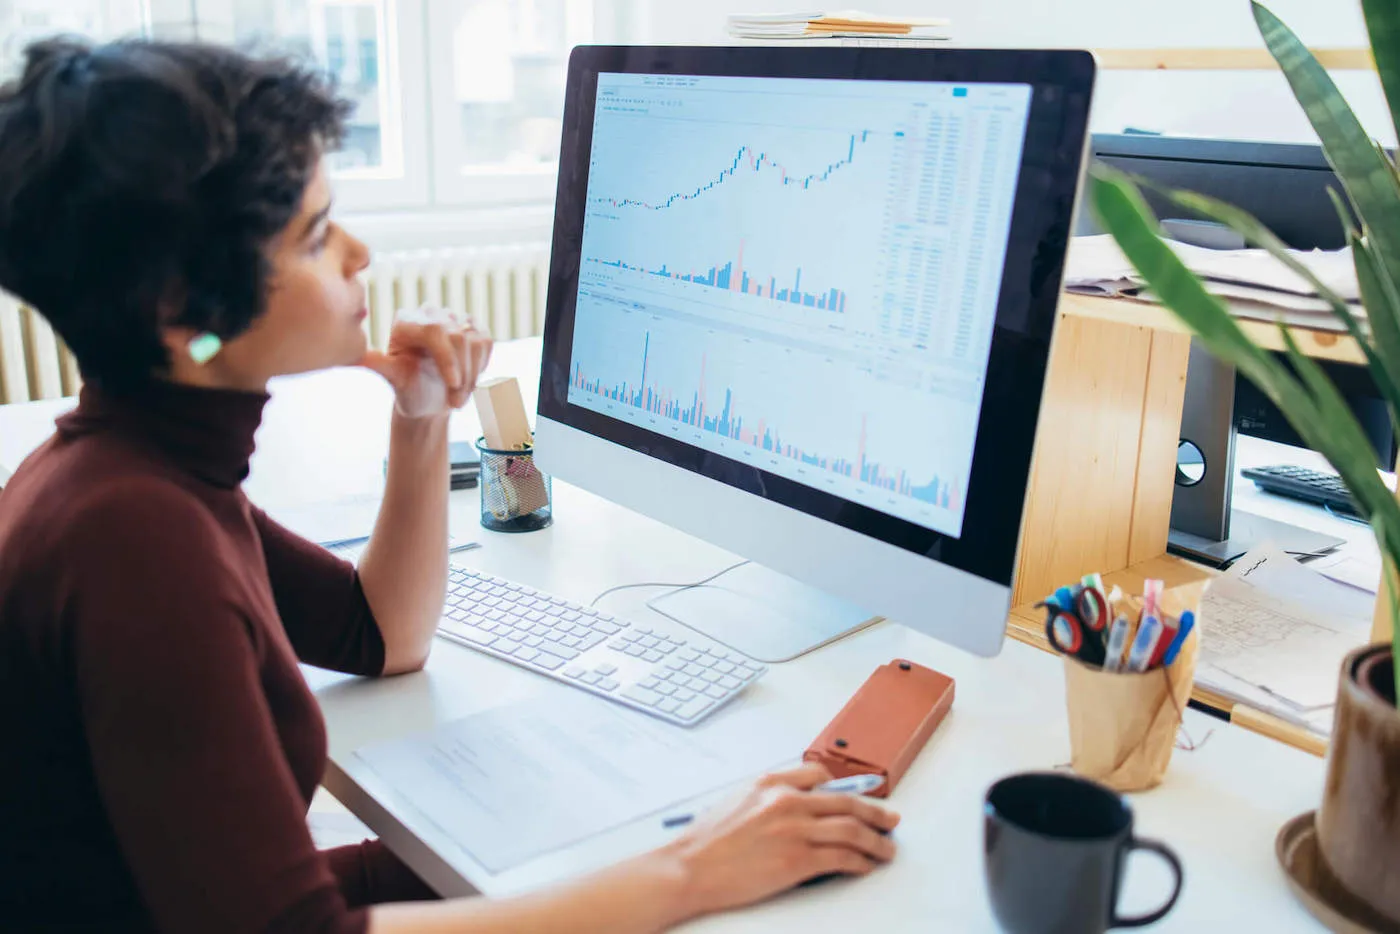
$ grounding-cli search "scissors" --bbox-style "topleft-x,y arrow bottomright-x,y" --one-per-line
1039,583 -> 1109,665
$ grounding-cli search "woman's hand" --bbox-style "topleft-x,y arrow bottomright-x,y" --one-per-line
663,763 -> 899,922
360,305 -> 493,419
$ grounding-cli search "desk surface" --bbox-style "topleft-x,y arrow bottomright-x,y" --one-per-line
0,336 -> 1334,930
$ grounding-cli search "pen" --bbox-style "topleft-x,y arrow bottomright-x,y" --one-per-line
661,773 -> 887,829
1147,613 -> 1179,669
1162,610 -> 1195,666
1103,615 -> 1131,672
1125,613 -> 1163,673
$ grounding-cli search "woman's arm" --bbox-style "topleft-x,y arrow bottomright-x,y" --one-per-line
368,764 -> 900,934
357,410 -> 451,674
358,310 -> 493,675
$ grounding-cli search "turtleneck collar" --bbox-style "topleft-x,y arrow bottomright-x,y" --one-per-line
57,379 -> 271,489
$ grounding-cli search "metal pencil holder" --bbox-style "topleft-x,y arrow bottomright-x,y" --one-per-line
476,437 -> 552,533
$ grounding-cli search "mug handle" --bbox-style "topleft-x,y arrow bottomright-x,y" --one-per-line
1111,837 -> 1184,928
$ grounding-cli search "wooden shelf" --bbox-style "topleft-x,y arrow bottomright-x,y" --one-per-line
1059,292 -> 1367,366
1090,47 -> 1373,72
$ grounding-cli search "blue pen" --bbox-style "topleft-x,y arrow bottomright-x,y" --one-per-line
1162,611 -> 1195,666
661,774 -> 886,829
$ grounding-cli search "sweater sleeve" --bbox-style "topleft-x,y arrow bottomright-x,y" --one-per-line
64,481 -> 369,934
250,505 -> 386,677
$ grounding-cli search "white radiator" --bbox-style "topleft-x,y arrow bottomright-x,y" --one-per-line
0,243 -> 553,404
0,292 -> 79,404
363,244 -> 552,350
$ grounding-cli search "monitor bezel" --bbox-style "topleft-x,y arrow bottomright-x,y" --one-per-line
539,46 -> 1095,588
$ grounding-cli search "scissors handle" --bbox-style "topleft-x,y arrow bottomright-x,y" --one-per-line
1046,608 -> 1106,665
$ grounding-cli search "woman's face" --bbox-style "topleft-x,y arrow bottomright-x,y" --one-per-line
175,160 -> 372,389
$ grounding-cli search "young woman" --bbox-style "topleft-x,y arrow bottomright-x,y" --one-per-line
0,38 -> 898,933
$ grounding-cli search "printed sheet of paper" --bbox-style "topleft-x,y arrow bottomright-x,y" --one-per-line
353,692 -> 800,872
1198,544 -> 1373,711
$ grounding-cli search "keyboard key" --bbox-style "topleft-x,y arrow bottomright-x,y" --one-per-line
677,697 -> 714,721
624,644 -> 647,658
692,654 -> 719,668
581,671 -> 603,684
527,610 -> 546,622
704,684 -> 728,700
683,664 -> 706,678
534,652 -> 568,671
610,638 -> 629,650
494,638 -> 522,654
673,688 -> 696,703
564,666 -> 586,678
666,659 -> 687,670
563,611 -> 582,622
577,632 -> 607,651
523,635 -> 544,648
597,677 -> 620,692
622,631 -> 642,642
714,661 -> 736,675
736,665 -> 761,680
718,675 -> 742,691
687,677 -> 710,691
623,685 -> 663,707
595,620 -> 621,635
595,663 -> 618,676
639,635 -> 660,649
678,648 -> 701,662
635,626 -> 653,635
656,642 -> 680,655
655,683 -> 676,696
539,639 -> 580,660
512,646 -> 540,663
560,634 -> 583,648
546,605 -> 567,617
442,622 -> 496,646
701,670 -> 724,684
642,650 -> 664,663
658,698 -> 682,714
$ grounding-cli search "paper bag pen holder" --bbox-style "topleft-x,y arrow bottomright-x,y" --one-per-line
477,438 -> 552,533
1063,624 -> 1199,794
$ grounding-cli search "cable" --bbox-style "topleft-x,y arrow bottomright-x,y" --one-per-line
589,559 -> 751,608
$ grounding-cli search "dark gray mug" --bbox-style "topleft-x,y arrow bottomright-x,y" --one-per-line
984,772 -> 1183,933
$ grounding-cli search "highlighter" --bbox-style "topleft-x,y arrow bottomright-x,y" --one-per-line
1125,614 -> 1164,673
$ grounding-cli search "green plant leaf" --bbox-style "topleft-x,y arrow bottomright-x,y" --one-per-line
1364,0 -> 1400,149
1255,1 -> 1400,295
1352,233 -> 1400,437
1327,185 -> 1360,241
1277,325 -> 1400,527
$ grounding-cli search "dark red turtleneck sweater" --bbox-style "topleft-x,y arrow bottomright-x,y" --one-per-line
0,381 -> 433,932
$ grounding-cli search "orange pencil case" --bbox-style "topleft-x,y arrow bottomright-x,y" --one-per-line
803,659 -> 955,798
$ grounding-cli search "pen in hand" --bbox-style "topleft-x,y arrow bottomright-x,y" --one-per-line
662,773 -> 886,829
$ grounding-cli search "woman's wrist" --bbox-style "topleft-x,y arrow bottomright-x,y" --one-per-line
646,836 -> 712,929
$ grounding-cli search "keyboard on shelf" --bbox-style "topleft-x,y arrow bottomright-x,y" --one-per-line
436,566 -> 767,726
1240,464 -> 1360,516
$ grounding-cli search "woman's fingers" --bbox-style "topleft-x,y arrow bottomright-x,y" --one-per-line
447,330 -> 471,408
757,762 -> 833,792
801,791 -> 901,833
807,846 -> 879,879
805,816 -> 897,862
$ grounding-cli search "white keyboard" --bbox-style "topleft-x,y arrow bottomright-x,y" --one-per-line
436,566 -> 767,726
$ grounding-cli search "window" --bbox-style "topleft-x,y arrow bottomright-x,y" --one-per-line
0,0 -> 146,77
21,0 -> 625,211
428,0 -> 594,204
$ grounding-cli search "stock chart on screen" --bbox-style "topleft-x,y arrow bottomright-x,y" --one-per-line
568,72 -> 1032,537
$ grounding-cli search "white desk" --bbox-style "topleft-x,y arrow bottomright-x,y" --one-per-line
0,342 -> 1332,931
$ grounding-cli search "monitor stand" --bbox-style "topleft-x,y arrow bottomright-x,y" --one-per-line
646,561 -> 882,663
1168,340 -> 1344,569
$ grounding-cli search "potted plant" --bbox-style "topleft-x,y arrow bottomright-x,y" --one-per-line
1091,0 -> 1400,922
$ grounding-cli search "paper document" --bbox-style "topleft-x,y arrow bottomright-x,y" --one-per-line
1064,235 -> 1362,329
353,692 -> 800,873
266,493 -> 384,546
1197,544 -> 1373,722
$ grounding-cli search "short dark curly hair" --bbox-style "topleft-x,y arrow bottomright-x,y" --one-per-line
0,38 -> 350,389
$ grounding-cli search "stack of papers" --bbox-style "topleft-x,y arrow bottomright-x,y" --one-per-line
1065,234 -> 1363,332
1196,544 -> 1375,736
727,10 -> 951,40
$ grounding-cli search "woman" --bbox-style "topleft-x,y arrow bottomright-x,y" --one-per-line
0,38 -> 898,933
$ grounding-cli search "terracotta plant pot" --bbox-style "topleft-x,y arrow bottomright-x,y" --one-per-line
1316,643 -> 1400,923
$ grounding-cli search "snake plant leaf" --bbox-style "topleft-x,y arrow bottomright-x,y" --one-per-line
1255,1 -> 1400,295
1363,0 -> 1400,151
1351,232 -> 1400,436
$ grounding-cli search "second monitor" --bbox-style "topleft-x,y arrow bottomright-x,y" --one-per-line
536,47 -> 1095,660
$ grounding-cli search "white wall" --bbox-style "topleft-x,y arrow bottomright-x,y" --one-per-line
629,0 -> 1395,145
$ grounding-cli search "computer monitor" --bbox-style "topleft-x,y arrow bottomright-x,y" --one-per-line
536,47 -> 1095,660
